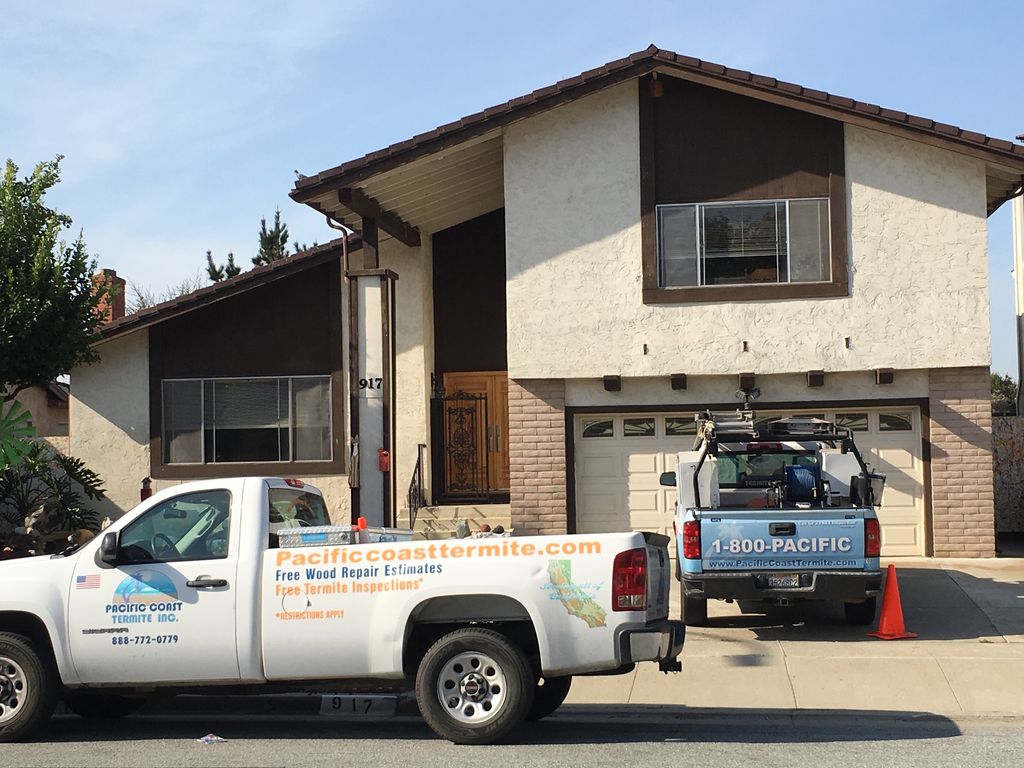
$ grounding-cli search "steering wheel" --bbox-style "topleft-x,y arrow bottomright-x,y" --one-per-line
151,533 -> 178,559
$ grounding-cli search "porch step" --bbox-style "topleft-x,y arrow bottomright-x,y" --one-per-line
407,504 -> 511,540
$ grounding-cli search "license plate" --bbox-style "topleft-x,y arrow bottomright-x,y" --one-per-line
320,694 -> 397,718
767,573 -> 800,588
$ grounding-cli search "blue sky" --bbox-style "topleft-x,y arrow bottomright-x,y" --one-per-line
2,1 -> 1021,374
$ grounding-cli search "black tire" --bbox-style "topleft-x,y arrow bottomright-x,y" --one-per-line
681,591 -> 708,627
0,632 -> 58,743
63,690 -> 145,719
416,628 -> 534,745
526,676 -> 572,721
844,597 -> 877,626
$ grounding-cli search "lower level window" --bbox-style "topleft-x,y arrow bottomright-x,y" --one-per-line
658,198 -> 830,288
163,376 -> 331,464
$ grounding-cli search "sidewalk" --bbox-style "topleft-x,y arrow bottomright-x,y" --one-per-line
568,557 -> 1024,718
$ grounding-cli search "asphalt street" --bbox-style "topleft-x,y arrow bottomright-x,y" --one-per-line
6,708 -> 1024,768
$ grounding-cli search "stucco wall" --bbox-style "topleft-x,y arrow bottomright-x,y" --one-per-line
70,331 -> 152,520
9,386 -> 69,437
503,83 -> 990,379
565,369 -> 929,408
69,324 -> 355,523
381,236 -> 434,520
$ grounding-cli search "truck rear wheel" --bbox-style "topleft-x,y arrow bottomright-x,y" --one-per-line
416,628 -> 534,745
681,592 -> 708,627
844,597 -> 877,626
526,676 -> 572,721
0,633 -> 57,743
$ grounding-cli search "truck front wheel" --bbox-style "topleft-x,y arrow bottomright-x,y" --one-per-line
681,592 -> 708,627
527,676 -> 572,721
416,628 -> 534,745
0,633 -> 57,742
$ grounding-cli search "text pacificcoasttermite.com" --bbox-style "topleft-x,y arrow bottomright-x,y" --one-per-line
275,539 -> 603,568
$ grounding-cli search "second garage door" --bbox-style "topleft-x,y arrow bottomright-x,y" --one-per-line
573,407 -> 926,557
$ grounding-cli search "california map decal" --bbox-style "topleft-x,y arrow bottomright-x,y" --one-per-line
545,560 -> 606,628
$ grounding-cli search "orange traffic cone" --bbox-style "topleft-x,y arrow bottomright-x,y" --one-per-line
868,563 -> 917,640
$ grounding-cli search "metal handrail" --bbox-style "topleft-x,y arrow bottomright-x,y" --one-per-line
407,443 -> 427,529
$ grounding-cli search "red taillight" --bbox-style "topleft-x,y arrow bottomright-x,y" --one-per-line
865,518 -> 881,558
284,478 -> 305,488
682,520 -> 701,560
612,548 -> 647,611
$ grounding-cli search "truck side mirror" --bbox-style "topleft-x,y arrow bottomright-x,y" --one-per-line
659,471 -> 677,488
99,531 -> 119,566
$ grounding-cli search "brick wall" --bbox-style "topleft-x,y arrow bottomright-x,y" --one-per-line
928,367 -> 995,557
508,378 -> 567,535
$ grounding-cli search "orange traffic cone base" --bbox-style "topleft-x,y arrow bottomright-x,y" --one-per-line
867,563 -> 917,640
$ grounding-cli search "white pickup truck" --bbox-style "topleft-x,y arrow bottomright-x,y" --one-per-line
0,477 -> 683,744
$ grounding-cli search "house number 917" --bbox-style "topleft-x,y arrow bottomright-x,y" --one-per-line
359,378 -> 383,390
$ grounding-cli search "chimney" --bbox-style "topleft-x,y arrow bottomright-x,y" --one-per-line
93,269 -> 126,323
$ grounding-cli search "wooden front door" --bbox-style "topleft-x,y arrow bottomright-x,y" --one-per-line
443,371 -> 510,492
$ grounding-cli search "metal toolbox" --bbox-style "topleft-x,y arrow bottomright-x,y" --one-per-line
277,525 -> 358,548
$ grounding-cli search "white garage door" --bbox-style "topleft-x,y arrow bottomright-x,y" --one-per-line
574,406 -> 925,557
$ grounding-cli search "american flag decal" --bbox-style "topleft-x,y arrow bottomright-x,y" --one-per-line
76,575 -> 101,590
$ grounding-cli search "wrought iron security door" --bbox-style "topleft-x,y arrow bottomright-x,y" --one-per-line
439,391 -> 489,497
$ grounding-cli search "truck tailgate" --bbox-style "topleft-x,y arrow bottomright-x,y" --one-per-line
644,532 -> 671,620
699,510 -> 867,572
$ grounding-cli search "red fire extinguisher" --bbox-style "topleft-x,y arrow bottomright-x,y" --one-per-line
377,448 -> 390,472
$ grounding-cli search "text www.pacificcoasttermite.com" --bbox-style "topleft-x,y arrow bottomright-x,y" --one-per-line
704,558 -> 860,569
704,536 -> 860,569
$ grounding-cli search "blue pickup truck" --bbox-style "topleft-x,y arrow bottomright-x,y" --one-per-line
666,411 -> 885,626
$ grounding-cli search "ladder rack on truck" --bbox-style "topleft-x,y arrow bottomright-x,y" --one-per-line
667,409 -> 886,627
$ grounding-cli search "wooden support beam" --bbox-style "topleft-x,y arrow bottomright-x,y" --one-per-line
361,216 -> 379,269
340,188 -> 421,248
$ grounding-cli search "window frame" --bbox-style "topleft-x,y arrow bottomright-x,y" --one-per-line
639,80 -> 849,304
656,197 -> 832,289
161,374 -> 333,467
152,372 -> 344,481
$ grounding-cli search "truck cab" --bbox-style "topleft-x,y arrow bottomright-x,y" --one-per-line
0,476 -> 683,745
667,411 -> 884,626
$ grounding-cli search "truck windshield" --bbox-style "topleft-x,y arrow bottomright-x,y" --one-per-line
717,451 -> 819,488
268,489 -> 331,531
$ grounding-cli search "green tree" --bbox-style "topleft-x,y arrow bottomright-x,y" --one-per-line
0,441 -> 105,538
0,156 -> 109,409
991,373 -> 1018,416
204,250 -> 241,283
253,208 -> 289,267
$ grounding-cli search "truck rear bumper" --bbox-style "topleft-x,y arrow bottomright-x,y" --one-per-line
619,619 -> 685,669
683,570 -> 883,602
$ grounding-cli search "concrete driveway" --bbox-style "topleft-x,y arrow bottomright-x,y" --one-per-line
568,557 -> 1024,718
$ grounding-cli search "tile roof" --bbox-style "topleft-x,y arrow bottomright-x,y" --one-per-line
98,237 -> 358,341
291,44 -> 1024,203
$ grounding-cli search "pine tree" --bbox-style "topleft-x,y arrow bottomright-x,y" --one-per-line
253,208 -> 289,267
206,250 -> 241,283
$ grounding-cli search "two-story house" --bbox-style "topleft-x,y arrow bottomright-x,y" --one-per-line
71,46 -> 1024,557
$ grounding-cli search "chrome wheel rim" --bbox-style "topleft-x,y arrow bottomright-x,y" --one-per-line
435,651 -> 507,725
0,655 -> 28,724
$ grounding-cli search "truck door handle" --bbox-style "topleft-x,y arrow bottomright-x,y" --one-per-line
186,577 -> 228,589
769,523 -> 796,536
